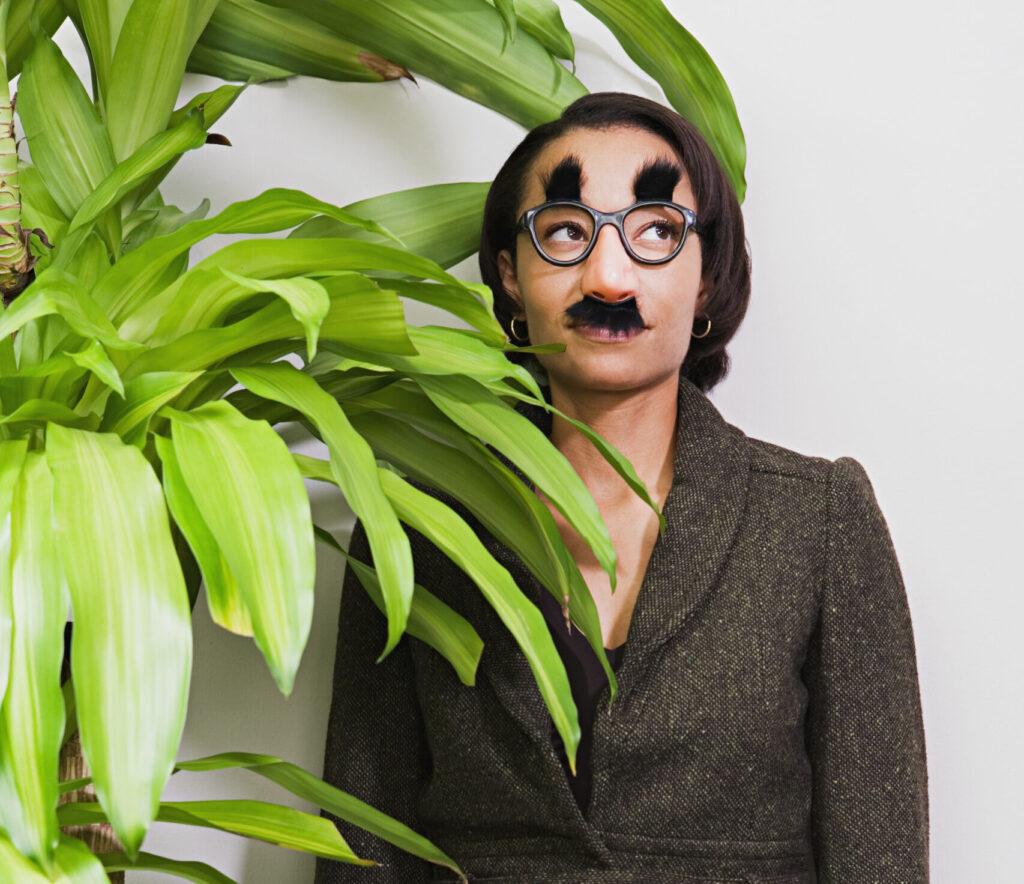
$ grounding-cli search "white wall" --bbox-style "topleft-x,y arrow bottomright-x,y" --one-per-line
53,1 -> 1024,880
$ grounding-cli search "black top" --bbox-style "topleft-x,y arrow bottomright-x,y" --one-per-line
537,586 -> 625,815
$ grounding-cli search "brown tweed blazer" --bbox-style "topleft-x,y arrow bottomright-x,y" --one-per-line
315,377 -> 929,883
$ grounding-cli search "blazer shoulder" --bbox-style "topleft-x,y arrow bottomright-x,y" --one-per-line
737,428 -> 835,485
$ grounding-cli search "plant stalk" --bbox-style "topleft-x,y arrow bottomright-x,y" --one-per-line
0,59 -> 34,305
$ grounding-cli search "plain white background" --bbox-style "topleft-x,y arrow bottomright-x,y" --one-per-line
49,1 -> 1023,881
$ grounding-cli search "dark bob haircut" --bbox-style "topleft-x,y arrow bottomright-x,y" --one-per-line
478,91 -> 751,394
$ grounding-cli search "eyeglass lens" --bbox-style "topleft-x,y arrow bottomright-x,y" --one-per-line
532,203 -> 688,263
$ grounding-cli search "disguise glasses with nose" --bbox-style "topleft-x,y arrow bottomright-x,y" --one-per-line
516,199 -> 700,267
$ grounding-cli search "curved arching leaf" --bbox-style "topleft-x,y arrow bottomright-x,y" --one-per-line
46,425 -> 192,859
163,400 -> 315,695
0,454 -> 66,873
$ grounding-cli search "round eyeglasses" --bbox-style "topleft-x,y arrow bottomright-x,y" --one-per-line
515,199 -> 700,266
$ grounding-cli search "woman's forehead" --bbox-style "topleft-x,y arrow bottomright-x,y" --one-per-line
524,127 -> 689,204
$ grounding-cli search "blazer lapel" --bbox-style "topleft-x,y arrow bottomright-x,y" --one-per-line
469,377 -> 751,754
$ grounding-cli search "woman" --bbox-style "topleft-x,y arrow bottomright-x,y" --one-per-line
315,92 -> 929,883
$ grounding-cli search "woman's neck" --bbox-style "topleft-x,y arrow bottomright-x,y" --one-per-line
547,375 -> 679,506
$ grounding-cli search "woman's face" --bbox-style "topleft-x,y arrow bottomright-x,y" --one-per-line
498,125 -> 707,397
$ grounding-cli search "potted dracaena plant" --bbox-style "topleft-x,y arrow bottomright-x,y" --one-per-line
0,0 -> 744,880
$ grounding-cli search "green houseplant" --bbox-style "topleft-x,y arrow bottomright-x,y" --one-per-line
0,0 -> 744,879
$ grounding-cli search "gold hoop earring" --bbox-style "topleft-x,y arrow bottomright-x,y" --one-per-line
509,316 -> 529,343
692,315 -> 711,339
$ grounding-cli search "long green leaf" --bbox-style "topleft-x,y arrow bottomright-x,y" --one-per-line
68,339 -> 123,396
0,440 -> 28,711
231,364 -> 413,658
66,109 -> 208,235
377,467 -> 581,771
99,852 -> 236,884
481,381 -> 663,529
343,551 -> 482,686
121,274 -> 412,379
98,852 -> 234,884
0,832 -> 108,883
174,752 -> 464,878
99,370 -> 202,445
124,238 -> 479,345
195,0 -> 401,83
46,425 -> 192,858
267,0 -> 586,126
0,400 -> 94,429
19,163 -> 69,250
124,86 -> 247,218
417,373 -> 616,587
105,0 -> 220,160
343,412 -> 616,698
326,325 -> 541,398
3,0 -> 67,79
163,400 -> 314,694
123,198 -> 211,252
75,0 -> 134,104
58,799 -> 367,863
218,269 -> 329,360
304,494 -> 481,684
186,42 -> 294,81
92,188 -> 395,322
0,454 -> 66,873
573,0 -> 747,201
386,279 -> 503,344
0,270 -> 139,351
17,35 -> 120,249
290,181 -> 489,272
156,435 -> 253,637
485,0 -> 574,61
168,84 -> 248,132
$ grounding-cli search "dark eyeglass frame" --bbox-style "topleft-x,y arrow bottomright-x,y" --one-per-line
515,199 -> 700,267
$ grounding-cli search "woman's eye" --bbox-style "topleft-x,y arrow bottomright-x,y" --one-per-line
544,222 -> 587,242
637,221 -> 679,241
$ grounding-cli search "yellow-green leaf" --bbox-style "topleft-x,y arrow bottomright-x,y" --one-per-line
0,440 -> 28,711
262,0 -> 585,126
0,831 -> 108,883
417,373 -> 616,587
46,425 -> 192,858
100,370 -> 202,445
304,514 -> 481,686
175,752 -> 463,877
194,0 -> 393,84
59,799 -> 366,863
17,35 -> 120,250
0,454 -> 66,872
574,0 -> 747,201
99,851 -> 236,884
156,435 -> 253,637
105,0 -> 220,160
377,467 -> 581,772
230,363 -> 412,658
290,181 -> 488,272
163,400 -> 314,695
219,269 -> 329,360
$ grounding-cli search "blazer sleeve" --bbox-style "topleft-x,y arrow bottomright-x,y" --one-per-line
314,520 -> 433,883
803,456 -> 929,882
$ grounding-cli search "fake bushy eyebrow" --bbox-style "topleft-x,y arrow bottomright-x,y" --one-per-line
542,155 -> 584,201
633,158 -> 682,201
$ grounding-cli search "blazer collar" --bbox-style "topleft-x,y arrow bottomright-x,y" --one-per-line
475,376 -> 752,750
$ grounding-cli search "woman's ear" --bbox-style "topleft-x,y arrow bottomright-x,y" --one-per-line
497,249 -> 522,310
696,281 -> 712,315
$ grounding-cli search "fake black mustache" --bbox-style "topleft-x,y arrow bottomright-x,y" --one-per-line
565,295 -> 645,334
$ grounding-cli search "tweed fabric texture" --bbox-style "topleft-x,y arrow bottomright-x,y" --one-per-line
315,378 -> 929,883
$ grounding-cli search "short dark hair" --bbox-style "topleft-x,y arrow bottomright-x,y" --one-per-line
478,91 -> 751,393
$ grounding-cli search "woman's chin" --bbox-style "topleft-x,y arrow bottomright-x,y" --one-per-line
543,360 -> 680,398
